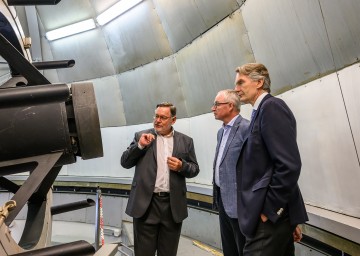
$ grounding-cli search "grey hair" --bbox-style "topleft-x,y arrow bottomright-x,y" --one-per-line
217,89 -> 241,112
235,63 -> 271,93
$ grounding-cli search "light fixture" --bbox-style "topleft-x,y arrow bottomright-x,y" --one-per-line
96,0 -> 143,26
8,0 -> 61,5
46,19 -> 96,41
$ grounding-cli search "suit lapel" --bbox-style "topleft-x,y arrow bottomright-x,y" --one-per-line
213,129 -> 223,169
248,94 -> 272,133
215,129 -> 223,156
172,130 -> 179,155
149,128 -> 157,160
219,115 -> 241,165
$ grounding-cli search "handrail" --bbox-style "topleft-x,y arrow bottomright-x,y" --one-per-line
94,186 -> 104,251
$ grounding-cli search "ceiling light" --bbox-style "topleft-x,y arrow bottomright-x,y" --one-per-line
96,0 -> 143,26
46,19 -> 96,41
8,0 -> 61,5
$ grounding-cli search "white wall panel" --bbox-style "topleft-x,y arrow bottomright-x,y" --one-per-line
190,114 -> 218,185
338,64 -> 360,156
279,71 -> 360,218
66,123 -> 151,177
67,127 -> 131,178
188,113 -> 226,185
187,104 -> 251,185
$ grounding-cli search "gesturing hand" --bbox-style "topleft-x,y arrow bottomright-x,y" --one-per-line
139,133 -> 155,147
167,156 -> 182,172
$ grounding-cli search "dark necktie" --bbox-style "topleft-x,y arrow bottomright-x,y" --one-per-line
251,109 -> 257,121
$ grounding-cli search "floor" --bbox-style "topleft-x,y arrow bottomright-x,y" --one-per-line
9,219 -> 222,256
120,221 -> 221,256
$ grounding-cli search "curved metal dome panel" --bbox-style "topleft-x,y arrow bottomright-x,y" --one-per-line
320,0 -> 360,69
242,0 -> 334,94
36,0 -> 95,31
101,0 -> 172,73
50,29 -> 116,82
176,10 -> 254,116
119,56 -> 186,125
154,0 -> 240,52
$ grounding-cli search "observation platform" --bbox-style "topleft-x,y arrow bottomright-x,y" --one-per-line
1,175 -> 360,256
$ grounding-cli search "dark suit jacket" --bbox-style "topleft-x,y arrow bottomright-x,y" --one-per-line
121,128 -> 200,223
212,115 -> 249,218
236,94 -> 308,238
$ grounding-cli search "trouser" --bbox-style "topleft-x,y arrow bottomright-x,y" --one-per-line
218,190 -> 245,256
133,194 -> 182,256
243,217 -> 295,256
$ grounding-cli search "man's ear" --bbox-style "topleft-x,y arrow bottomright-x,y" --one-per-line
256,79 -> 264,89
228,102 -> 234,111
171,116 -> 177,124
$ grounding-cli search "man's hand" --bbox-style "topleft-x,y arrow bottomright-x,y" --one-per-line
260,213 -> 268,222
139,133 -> 155,147
167,156 -> 182,172
261,214 -> 302,242
293,225 -> 302,242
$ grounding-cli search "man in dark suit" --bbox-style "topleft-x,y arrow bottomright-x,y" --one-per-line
121,102 -> 200,256
234,63 -> 308,256
211,89 -> 249,256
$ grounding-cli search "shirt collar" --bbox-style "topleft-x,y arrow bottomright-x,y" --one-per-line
253,92 -> 269,110
223,115 -> 238,129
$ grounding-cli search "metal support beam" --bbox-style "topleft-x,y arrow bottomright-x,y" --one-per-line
0,33 -> 49,85
51,199 -> 95,215
1,152 -> 62,225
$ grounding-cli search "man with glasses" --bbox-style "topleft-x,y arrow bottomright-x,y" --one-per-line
121,102 -> 200,256
211,89 -> 249,256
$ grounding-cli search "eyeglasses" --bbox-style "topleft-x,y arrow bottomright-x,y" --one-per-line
153,115 -> 173,121
212,101 -> 229,107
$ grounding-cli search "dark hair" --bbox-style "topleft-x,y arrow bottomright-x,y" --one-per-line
156,102 -> 176,116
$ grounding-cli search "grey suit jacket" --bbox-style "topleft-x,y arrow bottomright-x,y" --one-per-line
121,128 -> 200,223
213,115 -> 249,218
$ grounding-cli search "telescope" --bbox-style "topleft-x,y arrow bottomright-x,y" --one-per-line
0,2 -> 114,255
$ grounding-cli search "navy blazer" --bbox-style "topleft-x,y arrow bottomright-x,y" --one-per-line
121,128 -> 200,223
212,115 -> 249,218
236,94 -> 308,238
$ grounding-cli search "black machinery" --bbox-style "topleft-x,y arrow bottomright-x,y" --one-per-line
0,2 -> 114,255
